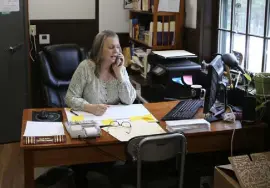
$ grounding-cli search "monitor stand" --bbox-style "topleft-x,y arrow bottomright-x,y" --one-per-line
204,83 -> 228,123
204,111 -> 224,122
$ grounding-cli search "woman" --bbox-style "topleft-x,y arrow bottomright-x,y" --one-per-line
65,30 -> 136,115
65,30 -> 136,187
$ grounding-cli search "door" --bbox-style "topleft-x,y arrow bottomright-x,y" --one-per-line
0,0 -> 30,143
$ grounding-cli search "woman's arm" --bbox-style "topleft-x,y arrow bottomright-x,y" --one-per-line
117,67 -> 137,104
65,62 -> 89,111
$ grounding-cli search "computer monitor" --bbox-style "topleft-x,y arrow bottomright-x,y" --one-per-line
203,55 -> 227,122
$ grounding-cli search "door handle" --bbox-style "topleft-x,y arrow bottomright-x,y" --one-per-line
9,43 -> 24,53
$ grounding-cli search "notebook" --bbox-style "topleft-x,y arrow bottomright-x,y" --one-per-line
23,121 -> 66,145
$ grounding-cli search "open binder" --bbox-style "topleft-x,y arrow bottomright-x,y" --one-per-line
23,121 -> 66,145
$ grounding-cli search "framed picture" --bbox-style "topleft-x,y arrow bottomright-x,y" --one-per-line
124,0 -> 133,9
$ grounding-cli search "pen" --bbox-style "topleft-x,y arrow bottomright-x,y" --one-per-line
70,109 -> 79,116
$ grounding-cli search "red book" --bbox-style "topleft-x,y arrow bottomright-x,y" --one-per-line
23,135 -> 66,145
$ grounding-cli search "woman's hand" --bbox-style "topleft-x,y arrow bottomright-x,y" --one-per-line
84,104 -> 109,116
112,53 -> 125,81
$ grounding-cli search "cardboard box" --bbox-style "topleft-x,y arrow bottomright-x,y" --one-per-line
214,152 -> 270,188
214,164 -> 241,188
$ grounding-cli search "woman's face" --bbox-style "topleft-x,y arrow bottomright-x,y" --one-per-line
102,36 -> 121,65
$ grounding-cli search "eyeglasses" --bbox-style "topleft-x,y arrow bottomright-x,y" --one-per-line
105,120 -> 132,134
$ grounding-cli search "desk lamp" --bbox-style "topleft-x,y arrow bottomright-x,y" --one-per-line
222,53 -> 252,83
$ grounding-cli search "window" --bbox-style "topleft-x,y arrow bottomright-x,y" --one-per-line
218,0 -> 270,73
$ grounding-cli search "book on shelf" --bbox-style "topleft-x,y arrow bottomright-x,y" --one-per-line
129,18 -> 138,38
132,0 -> 155,11
129,20 -> 175,47
132,0 -> 142,10
23,121 -> 66,145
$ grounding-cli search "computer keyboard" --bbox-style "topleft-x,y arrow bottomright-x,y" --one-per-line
162,99 -> 203,121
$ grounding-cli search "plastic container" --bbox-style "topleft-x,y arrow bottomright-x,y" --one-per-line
254,73 -> 270,97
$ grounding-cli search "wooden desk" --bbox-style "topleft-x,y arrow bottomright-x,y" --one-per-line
20,101 -> 266,188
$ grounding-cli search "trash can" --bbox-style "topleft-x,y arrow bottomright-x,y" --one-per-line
35,167 -> 76,188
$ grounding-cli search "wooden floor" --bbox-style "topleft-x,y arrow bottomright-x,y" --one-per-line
0,142 -> 24,188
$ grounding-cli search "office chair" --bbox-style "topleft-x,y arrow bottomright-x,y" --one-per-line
121,133 -> 187,188
38,44 -> 86,107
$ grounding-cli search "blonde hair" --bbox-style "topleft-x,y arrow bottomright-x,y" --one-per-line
89,30 -> 121,77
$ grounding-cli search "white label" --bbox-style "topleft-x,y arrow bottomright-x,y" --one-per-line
0,0 -> 19,12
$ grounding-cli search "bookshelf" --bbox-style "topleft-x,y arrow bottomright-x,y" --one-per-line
129,0 -> 184,50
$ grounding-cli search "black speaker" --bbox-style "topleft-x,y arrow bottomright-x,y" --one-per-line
32,111 -> 63,122
242,96 -> 256,121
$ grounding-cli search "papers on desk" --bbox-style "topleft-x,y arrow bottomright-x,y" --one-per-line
65,104 -> 158,125
152,50 -> 197,59
102,120 -> 166,142
23,121 -> 66,145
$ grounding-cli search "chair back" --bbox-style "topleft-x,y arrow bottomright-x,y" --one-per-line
38,44 -> 86,107
126,133 -> 187,188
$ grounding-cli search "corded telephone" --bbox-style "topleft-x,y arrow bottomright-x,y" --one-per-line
64,120 -> 102,138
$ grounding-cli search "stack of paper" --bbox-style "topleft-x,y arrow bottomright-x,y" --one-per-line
166,119 -> 210,133
158,0 -> 180,12
65,104 -> 158,125
24,121 -> 65,137
152,50 -> 197,59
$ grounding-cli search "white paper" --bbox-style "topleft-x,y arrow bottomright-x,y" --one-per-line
65,104 -> 157,122
0,0 -> 19,12
165,119 -> 210,133
185,0 -> 197,29
165,119 -> 210,127
158,0 -> 180,12
23,121 -> 65,137
152,50 -> 197,58
102,120 -> 166,142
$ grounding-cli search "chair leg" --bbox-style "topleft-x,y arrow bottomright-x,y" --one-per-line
137,160 -> 142,188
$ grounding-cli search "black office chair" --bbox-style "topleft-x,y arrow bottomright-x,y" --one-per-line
38,44 -> 86,107
111,133 -> 187,188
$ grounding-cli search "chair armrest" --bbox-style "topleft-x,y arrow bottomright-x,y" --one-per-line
136,93 -> 148,104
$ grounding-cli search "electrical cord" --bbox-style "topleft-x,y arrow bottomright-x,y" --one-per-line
77,135 -> 125,162
231,128 -> 236,157
29,35 -> 35,62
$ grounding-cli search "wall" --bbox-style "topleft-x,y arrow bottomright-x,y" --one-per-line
183,0 -> 219,62
185,0 -> 197,29
99,0 -> 129,33
29,0 -> 130,51
29,0 -> 95,20
29,0 -> 98,52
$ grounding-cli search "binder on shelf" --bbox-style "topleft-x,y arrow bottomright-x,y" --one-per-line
156,21 -> 175,46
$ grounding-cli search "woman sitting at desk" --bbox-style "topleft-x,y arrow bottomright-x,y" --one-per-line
65,30 -> 136,187
65,30 -> 136,115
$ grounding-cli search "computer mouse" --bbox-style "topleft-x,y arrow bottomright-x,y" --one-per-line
37,110 -> 49,120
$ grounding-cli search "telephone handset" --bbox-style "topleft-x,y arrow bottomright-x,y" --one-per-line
115,54 -> 123,66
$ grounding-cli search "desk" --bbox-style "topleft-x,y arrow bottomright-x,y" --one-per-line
20,101 -> 266,188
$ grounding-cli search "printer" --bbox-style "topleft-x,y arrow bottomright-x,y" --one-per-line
141,52 -> 201,102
